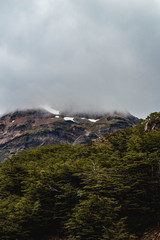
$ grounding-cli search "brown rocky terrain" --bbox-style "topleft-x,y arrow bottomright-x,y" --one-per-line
0,108 -> 139,161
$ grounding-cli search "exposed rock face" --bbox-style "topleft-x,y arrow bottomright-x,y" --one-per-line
0,109 -> 139,161
144,112 -> 160,132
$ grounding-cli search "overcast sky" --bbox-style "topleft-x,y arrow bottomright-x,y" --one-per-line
0,0 -> 160,118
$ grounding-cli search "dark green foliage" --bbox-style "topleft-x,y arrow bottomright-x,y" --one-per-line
0,114 -> 160,239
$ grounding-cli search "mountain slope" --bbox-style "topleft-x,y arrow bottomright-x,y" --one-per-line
0,108 -> 139,161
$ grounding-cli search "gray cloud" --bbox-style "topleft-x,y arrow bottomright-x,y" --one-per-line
0,0 -> 160,118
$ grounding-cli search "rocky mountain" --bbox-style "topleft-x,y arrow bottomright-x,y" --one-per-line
0,108 -> 139,161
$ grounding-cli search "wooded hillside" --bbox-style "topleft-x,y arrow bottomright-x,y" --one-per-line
0,113 -> 160,239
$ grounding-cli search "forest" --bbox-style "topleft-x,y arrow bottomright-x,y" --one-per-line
0,113 -> 160,239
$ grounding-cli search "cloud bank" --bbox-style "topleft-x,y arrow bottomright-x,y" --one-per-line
0,0 -> 160,118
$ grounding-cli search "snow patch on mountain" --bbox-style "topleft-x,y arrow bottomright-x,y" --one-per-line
81,117 -> 99,122
88,119 -> 99,122
64,117 -> 75,122
43,105 -> 60,115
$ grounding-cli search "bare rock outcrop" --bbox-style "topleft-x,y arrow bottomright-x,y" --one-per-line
0,109 -> 139,161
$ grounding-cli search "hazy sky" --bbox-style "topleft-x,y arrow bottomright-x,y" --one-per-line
0,0 -> 160,118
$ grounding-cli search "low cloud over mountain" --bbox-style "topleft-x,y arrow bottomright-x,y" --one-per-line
0,0 -> 160,118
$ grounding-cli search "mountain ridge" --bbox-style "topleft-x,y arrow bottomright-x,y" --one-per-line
0,108 -> 139,161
